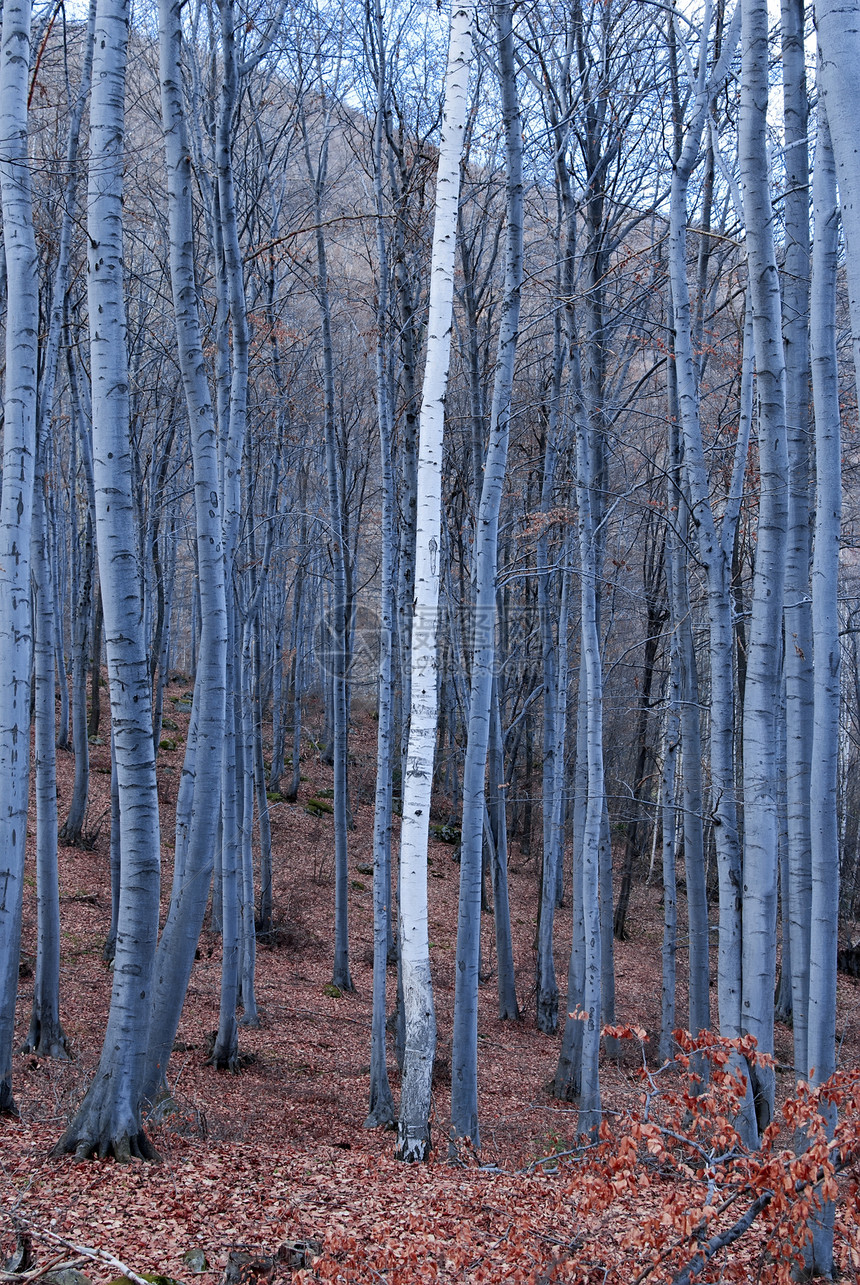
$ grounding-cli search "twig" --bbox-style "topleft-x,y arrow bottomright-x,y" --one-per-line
0,1252 -> 80,1282
11,1217 -> 152,1285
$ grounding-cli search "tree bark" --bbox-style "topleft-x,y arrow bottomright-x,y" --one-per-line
0,0 -> 41,1116
450,0 -> 523,1153
740,0 -> 790,1136
54,0 -> 161,1158
396,0 -> 473,1163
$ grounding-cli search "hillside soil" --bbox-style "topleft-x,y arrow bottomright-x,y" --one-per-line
2,679 -> 860,1282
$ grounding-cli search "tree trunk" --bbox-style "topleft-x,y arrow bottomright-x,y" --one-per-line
740,0 -> 790,1137
396,0 -> 473,1163
780,0 -> 813,1084
141,0 -> 228,1105
54,0 -> 161,1158
22,475 -> 68,1060
806,96 -> 841,1277
666,4 -> 744,1057
450,0 -> 522,1153
0,0 -> 40,1117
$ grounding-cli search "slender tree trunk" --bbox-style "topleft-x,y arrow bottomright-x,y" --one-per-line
0,0 -> 41,1117
659,641 -> 680,1067
364,0 -> 397,1130
490,678 -> 519,1020
780,0 -> 813,1084
22,475 -> 68,1060
297,83 -> 353,991
396,0 -> 473,1163
553,663 -> 587,1102
666,4 -> 744,1057
740,0 -> 790,1136
815,0 -> 860,401
806,97 -> 841,1277
141,0 -> 228,1105
450,0 -> 522,1153
575,403 -> 604,1141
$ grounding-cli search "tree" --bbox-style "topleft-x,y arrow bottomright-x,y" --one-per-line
739,0 -> 790,1137
450,0 -> 523,1154
805,90 -> 841,1279
397,0 -> 473,1164
141,0 -> 229,1105
0,0 -> 41,1117
53,0 -> 162,1160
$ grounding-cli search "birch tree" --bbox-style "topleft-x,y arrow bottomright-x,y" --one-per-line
397,0 -> 473,1163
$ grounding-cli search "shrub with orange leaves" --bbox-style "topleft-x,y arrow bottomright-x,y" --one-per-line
558,1027 -> 860,1284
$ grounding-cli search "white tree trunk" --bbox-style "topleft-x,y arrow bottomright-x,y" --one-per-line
815,0 -> 860,400
780,0 -> 814,1084
0,0 -> 41,1116
450,0 -> 523,1153
739,0 -> 790,1137
807,97 -> 841,1278
397,0 -> 473,1163
666,2 -> 743,1049
142,0 -> 228,1104
54,0 -> 161,1159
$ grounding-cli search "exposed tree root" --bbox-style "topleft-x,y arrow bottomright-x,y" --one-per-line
0,1079 -> 19,1117
20,1017 -> 70,1061
50,1073 -> 160,1162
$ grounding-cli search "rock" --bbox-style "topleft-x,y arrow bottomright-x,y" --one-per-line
277,1241 -> 321,1270
44,1269 -> 93,1285
182,1249 -> 208,1274
305,798 -> 333,817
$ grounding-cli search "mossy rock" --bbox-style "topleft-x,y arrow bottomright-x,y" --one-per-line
306,797 -> 333,817
323,983 -> 342,999
267,791 -> 285,803
430,823 -> 461,845
315,787 -> 335,799
107,1275 -> 182,1285
44,1270 -> 92,1285
161,717 -> 179,732
350,880 -> 367,892
159,739 -> 178,751
356,863 -> 374,875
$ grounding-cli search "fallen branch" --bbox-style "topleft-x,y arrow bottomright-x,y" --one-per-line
0,1251 -> 83,1282
671,1191 -> 772,1285
10,1218 -> 152,1285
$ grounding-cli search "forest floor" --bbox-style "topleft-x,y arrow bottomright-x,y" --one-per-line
2,678 -> 860,1283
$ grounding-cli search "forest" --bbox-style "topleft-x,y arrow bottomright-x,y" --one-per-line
2,0 -> 860,1278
